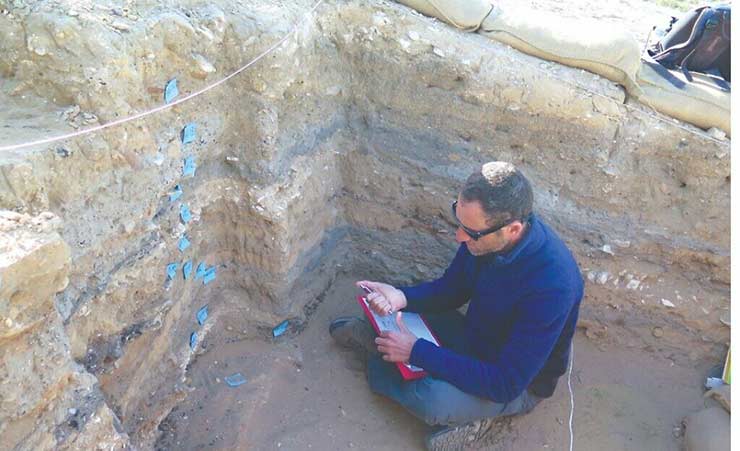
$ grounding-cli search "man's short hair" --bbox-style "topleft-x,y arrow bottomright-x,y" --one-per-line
460,162 -> 533,226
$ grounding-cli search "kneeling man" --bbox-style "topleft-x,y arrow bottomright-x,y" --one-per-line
330,161 -> 583,449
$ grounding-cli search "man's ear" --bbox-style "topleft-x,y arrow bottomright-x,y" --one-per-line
507,221 -> 525,238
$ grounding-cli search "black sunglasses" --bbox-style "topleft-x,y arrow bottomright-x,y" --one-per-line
451,200 -> 520,241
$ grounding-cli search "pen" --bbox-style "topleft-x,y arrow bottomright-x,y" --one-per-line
359,284 -> 394,315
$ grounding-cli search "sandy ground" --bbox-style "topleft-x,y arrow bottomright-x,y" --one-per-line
155,275 -> 707,450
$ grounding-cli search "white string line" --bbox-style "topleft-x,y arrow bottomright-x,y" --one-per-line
0,0 -> 325,152
568,340 -> 575,451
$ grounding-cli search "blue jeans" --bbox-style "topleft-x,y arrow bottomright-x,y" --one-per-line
366,310 -> 542,426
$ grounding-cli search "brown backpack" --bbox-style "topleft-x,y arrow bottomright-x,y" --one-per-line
646,4 -> 730,83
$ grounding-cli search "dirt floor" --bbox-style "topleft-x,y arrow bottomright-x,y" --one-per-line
155,275 -> 708,450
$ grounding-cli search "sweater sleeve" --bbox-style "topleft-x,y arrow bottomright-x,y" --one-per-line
399,245 -> 472,314
408,288 -> 572,403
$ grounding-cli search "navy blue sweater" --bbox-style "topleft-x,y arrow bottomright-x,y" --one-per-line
402,214 -> 583,403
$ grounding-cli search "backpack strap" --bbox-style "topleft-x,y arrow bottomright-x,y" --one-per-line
704,69 -> 732,91
642,56 -> 687,89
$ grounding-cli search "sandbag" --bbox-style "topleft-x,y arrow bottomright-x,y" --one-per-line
479,7 -> 642,91
635,61 -> 731,136
395,0 -> 493,31
683,407 -> 730,451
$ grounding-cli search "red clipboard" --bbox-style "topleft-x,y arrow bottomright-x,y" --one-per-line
356,295 -> 441,381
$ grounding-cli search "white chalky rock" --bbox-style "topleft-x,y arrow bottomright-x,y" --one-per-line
597,272 -> 609,285
191,53 -> 216,79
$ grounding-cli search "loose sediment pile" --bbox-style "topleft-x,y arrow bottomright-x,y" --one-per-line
0,1 -> 729,448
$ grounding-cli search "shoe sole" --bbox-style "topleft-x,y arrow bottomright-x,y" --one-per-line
425,419 -> 500,451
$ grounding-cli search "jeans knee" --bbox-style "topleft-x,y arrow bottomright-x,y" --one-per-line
410,378 -> 455,426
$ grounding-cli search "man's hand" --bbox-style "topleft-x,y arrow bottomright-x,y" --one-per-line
356,280 -> 407,316
375,313 -> 418,363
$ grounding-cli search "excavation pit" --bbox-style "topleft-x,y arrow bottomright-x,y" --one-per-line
0,1 -> 729,449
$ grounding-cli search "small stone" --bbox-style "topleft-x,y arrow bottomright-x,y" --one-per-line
4,317 -> 12,327
123,221 -> 135,234
719,313 -> 730,327
407,30 -> 420,41
600,244 -> 614,255
613,239 -> 631,248
432,47 -> 445,57
398,38 -> 410,50
68,408 -> 77,416
191,53 -> 216,79
707,127 -> 727,140
626,279 -> 640,290
597,272 -> 609,285
652,327 -> 664,338
661,299 -> 676,308
110,20 -> 130,31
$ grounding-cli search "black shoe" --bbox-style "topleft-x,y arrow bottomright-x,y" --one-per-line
425,418 -> 501,451
329,316 -> 378,357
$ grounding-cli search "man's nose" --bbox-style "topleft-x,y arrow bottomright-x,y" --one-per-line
455,227 -> 470,243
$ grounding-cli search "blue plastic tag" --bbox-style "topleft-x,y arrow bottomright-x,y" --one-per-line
178,236 -> 191,252
272,320 -> 289,337
195,262 -> 207,280
181,123 -> 196,144
203,266 -> 216,285
166,263 -> 178,280
225,373 -> 247,387
196,305 -> 208,326
169,184 -> 183,202
180,204 -> 192,224
183,260 -> 193,280
189,331 -> 198,350
183,156 -> 196,177
164,79 -> 179,103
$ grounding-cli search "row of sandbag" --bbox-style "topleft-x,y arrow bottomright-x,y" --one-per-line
396,0 -> 730,136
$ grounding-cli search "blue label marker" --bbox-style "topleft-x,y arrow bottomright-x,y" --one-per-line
178,236 -> 191,252
225,373 -> 247,387
183,260 -> 193,280
164,79 -> 179,103
166,263 -> 178,280
183,156 -> 196,177
196,305 -> 208,326
181,123 -> 196,144
272,320 -> 289,337
195,262 -> 207,280
189,332 -> 198,350
169,184 -> 183,202
203,266 -> 216,285
180,204 -> 192,224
